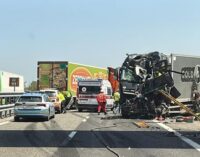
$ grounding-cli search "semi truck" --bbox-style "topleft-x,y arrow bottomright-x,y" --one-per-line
37,62 -> 108,97
115,52 -> 200,118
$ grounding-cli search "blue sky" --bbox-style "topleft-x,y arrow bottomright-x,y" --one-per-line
0,0 -> 200,84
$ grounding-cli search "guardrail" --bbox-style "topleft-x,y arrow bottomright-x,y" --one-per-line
0,104 -> 14,118
0,93 -> 23,119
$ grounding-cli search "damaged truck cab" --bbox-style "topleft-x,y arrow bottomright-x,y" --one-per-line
117,52 -> 181,118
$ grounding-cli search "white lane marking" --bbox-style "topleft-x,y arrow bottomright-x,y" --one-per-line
68,131 -> 77,139
61,131 -> 77,146
86,116 -> 90,119
82,119 -> 87,122
0,121 -> 10,126
153,120 -> 200,152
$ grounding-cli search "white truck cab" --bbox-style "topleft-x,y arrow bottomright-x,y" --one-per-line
76,79 -> 114,112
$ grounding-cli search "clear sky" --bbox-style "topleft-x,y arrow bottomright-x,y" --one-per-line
0,0 -> 200,84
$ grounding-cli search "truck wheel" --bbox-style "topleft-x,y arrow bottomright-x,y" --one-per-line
121,110 -> 129,119
78,108 -> 82,112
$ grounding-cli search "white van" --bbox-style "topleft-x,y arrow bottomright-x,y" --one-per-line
76,79 -> 114,112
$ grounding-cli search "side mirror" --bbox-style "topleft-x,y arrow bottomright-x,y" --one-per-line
114,68 -> 120,81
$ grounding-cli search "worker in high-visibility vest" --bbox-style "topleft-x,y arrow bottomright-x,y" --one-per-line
113,91 -> 120,114
62,90 -> 72,113
57,90 -> 66,113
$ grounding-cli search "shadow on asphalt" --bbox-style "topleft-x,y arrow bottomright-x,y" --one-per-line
0,130 -> 199,148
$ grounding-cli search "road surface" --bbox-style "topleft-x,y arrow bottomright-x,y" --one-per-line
0,110 -> 199,157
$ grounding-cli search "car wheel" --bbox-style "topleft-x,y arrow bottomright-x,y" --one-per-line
52,114 -> 55,119
14,116 -> 20,122
78,108 -> 82,112
44,115 -> 50,121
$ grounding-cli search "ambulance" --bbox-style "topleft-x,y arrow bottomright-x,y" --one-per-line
76,79 -> 114,112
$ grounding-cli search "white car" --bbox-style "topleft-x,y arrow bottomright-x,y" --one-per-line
14,92 -> 55,121
40,89 -> 62,113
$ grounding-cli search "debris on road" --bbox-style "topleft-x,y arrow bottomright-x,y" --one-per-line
176,116 -> 194,123
132,121 -> 149,128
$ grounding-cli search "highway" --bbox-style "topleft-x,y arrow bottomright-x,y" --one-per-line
0,110 -> 200,157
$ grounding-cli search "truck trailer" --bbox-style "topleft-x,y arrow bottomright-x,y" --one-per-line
37,62 -> 108,97
169,54 -> 200,103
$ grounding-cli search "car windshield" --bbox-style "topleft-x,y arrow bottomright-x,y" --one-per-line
18,96 -> 42,102
79,86 -> 101,94
121,68 -> 138,82
44,91 -> 57,97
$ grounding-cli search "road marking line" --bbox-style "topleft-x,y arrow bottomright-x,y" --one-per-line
61,131 -> 77,146
82,119 -> 87,122
0,121 -> 10,126
68,131 -> 77,139
153,120 -> 200,152
86,116 -> 90,119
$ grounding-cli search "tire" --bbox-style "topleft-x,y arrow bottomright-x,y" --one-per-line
14,116 -> 20,122
56,108 -> 62,114
45,116 -> 49,121
51,114 -> 55,119
121,109 -> 130,119
78,108 -> 83,112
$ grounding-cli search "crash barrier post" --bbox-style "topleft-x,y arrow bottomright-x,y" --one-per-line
159,90 -> 200,121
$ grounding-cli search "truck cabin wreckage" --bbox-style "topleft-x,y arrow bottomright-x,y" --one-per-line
117,51 -> 183,118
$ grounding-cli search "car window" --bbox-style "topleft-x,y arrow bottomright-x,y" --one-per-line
44,95 -> 50,102
44,91 -> 57,97
78,86 -> 101,94
18,96 -> 42,102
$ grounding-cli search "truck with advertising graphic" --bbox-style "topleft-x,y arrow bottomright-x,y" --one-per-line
169,54 -> 200,103
37,61 -> 108,97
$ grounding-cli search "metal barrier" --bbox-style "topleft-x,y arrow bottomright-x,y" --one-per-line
0,93 -> 22,119
0,104 -> 14,118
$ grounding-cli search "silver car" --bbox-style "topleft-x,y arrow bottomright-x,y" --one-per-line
14,93 -> 55,121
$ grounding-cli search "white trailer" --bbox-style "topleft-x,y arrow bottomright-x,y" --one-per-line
0,71 -> 24,94
169,54 -> 200,102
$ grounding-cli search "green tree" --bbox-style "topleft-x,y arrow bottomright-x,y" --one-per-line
27,81 -> 37,91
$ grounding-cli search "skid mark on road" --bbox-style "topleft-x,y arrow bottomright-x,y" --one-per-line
153,120 -> 200,152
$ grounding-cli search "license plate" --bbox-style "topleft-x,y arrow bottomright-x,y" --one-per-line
79,99 -> 88,102
24,106 -> 35,109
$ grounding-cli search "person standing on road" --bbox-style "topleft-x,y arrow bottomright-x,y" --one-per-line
96,89 -> 107,115
113,90 -> 120,114
191,81 -> 200,113
57,89 -> 66,113
62,90 -> 73,113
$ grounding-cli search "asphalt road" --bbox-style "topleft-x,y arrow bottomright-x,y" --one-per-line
0,110 -> 199,157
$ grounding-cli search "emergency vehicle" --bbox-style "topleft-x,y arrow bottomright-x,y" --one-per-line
76,79 -> 114,112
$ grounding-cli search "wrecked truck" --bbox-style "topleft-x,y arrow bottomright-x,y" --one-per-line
116,52 -> 182,118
